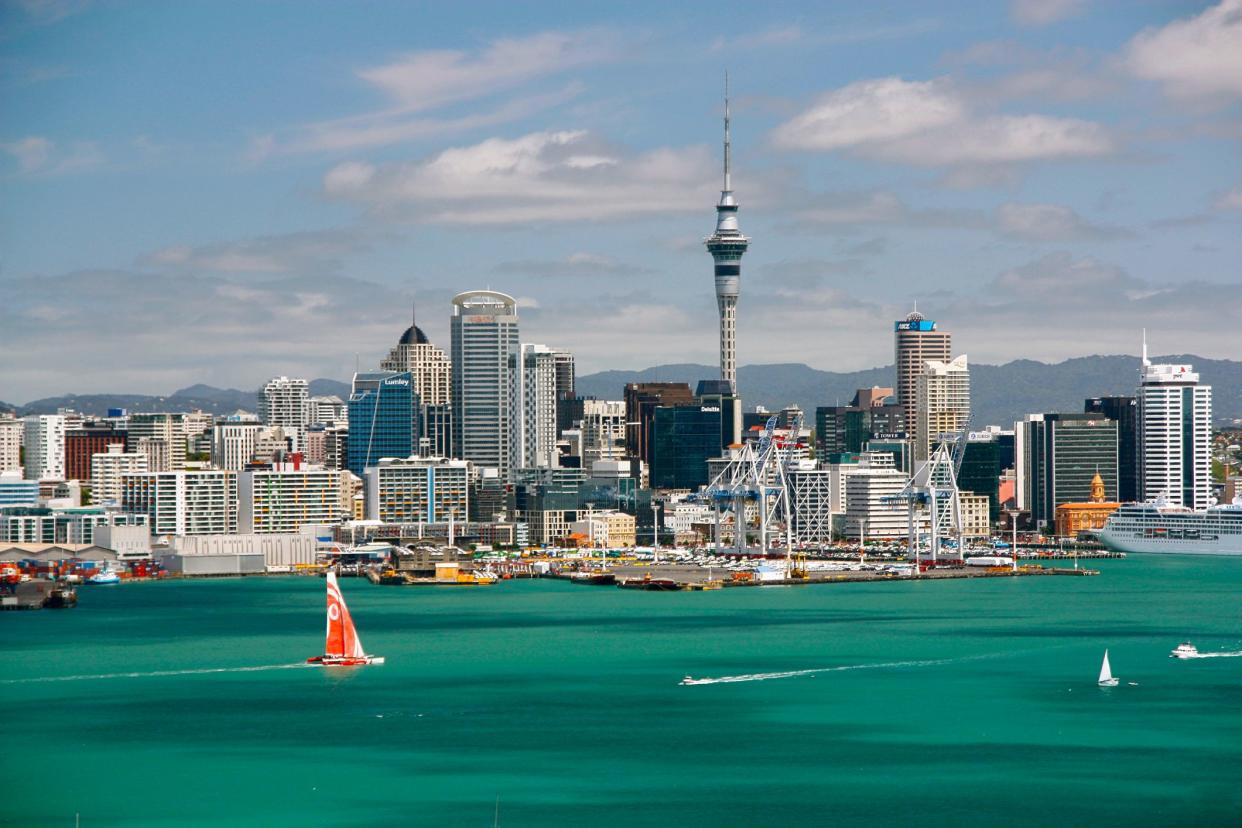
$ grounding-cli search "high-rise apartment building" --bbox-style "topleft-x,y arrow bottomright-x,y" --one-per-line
238,467 -> 347,533
451,290 -> 519,477
347,371 -> 418,479
511,343 -> 564,471
0,415 -> 23,473
258,377 -> 310,450
90,444 -> 148,504
306,396 -> 348,427
211,421 -> 263,471
121,470 -> 238,535
363,456 -> 470,524
1137,350 -> 1212,510
705,85 -> 749,393
127,413 -> 186,471
913,355 -> 970,462
22,415 -> 66,480
894,311 -> 951,411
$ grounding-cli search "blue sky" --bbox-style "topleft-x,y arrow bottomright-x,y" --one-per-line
2,0 -> 1240,402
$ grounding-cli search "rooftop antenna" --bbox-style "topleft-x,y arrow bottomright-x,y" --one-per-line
1141,328 -> 1150,370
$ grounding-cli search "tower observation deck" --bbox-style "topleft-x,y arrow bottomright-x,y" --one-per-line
705,76 -> 749,393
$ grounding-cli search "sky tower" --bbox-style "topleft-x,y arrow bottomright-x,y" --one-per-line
705,76 -> 749,393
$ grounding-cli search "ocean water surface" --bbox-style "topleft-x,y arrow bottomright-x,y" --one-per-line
3,557 -> 1241,826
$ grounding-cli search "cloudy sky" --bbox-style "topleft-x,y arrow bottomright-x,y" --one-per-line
2,0 -> 1240,402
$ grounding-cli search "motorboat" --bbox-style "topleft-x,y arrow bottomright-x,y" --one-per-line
1170,642 -> 1199,659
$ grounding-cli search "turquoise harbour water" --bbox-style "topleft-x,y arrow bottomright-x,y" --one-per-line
3,558 -> 1241,827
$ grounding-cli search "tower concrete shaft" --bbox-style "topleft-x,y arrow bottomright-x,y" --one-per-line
705,76 -> 748,393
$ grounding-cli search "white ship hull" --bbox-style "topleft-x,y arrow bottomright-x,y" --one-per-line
1098,501 -> 1242,557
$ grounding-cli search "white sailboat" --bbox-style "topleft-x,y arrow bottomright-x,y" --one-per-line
1097,649 -> 1119,687
307,571 -> 384,666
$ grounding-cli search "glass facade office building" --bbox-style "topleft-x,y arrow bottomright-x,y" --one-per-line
347,371 -> 418,479
651,405 -> 727,490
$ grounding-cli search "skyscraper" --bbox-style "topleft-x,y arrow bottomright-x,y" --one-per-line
1016,413 -> 1118,529
1084,396 -> 1138,502
894,310 -> 951,412
346,371 -> 418,479
704,79 -> 749,393
510,343 -> 562,471
258,376 -> 310,450
913,355 -> 970,462
379,305 -> 451,407
0,415 -> 22,473
1137,342 -> 1212,510
22,415 -> 66,480
451,290 -> 520,477
379,303 -> 454,460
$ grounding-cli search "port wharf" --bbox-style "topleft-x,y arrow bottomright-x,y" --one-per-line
552,561 -> 1098,591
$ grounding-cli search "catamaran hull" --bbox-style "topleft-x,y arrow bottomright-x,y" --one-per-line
307,656 -> 385,666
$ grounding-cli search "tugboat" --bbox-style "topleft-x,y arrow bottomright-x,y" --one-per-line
307,571 -> 385,667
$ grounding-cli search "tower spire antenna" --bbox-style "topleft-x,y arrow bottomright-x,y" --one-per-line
723,70 -> 732,194
1141,328 -> 1150,368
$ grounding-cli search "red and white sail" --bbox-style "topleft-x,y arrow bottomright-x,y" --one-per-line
310,571 -> 382,665
325,571 -> 368,659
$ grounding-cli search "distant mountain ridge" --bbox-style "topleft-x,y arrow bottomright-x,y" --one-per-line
4,356 -> 1237,427
576,355 -> 1242,427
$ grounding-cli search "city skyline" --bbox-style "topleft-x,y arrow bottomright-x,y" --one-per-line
3,1 -> 1242,402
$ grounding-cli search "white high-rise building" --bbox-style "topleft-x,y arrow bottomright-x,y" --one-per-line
90,443 -> 148,505
510,343 -> 562,471
128,413 -> 186,471
451,290 -> 520,478
0,415 -> 23,473
258,377 -> 310,450
120,470 -> 238,536
1137,345 -> 1212,510
914,355 -> 970,462
22,414 -> 66,480
211,421 -> 263,471
306,396 -> 348,427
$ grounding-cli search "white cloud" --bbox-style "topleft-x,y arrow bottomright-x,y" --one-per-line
263,30 -> 617,155
995,202 -> 1129,241
323,130 -> 719,224
2,136 -> 52,172
497,252 -> 653,278
1214,185 -> 1242,210
1010,0 -> 1087,27
1,137 -> 104,175
139,229 -> 371,276
357,30 -> 616,112
990,251 -> 1141,298
1124,0 -> 1242,102
771,76 -> 1113,166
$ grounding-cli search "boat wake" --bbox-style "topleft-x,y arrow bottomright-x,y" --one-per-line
680,656 -> 961,686
1178,650 -> 1242,659
0,663 -> 311,685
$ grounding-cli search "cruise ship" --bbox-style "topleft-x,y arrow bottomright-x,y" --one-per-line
1098,496 -> 1242,556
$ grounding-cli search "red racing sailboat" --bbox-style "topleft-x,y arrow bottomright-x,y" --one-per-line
307,571 -> 385,666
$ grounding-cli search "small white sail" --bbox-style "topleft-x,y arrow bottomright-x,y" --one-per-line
1098,649 -> 1118,686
